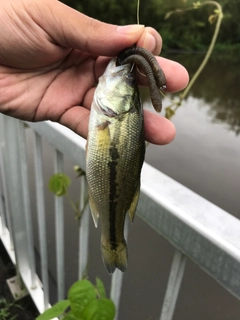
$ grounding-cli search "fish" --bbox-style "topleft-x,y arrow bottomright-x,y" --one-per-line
86,58 -> 145,274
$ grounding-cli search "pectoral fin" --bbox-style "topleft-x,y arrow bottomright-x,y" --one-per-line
128,183 -> 140,223
88,190 -> 99,228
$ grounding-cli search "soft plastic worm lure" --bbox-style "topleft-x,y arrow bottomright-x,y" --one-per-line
116,46 -> 166,112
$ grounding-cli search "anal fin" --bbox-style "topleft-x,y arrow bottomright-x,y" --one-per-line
128,183 -> 140,223
88,190 -> 99,227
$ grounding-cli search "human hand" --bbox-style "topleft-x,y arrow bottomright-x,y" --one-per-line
0,0 -> 188,145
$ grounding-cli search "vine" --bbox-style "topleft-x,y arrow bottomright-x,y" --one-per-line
164,1 -> 223,119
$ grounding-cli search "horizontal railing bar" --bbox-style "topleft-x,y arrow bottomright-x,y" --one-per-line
139,164 -> 240,299
26,122 -> 240,255
26,121 -> 240,299
141,166 -> 240,260
27,121 -> 86,170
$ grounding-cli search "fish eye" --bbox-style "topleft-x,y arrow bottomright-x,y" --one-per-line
126,73 -> 134,81
125,72 -> 135,86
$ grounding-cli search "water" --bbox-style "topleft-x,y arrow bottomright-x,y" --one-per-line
26,53 -> 240,319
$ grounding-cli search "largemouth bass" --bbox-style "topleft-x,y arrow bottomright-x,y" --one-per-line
86,58 -> 145,274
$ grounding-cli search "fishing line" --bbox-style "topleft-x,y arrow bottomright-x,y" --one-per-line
129,63 -> 135,73
137,0 -> 140,25
129,0 -> 141,76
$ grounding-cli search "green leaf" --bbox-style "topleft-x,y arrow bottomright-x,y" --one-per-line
48,173 -> 71,196
193,1 -> 201,9
36,300 -> 70,320
81,298 -> 115,320
62,311 -> 79,320
95,278 -> 106,298
165,107 -> 175,119
68,280 -> 96,318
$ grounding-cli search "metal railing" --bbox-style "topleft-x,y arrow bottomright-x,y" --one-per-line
0,113 -> 240,319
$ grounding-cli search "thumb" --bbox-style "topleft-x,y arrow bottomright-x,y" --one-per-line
38,0 -> 147,56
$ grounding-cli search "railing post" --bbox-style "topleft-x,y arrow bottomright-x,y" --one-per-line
34,132 -> 49,309
54,150 -> 65,301
0,115 -> 15,250
160,250 -> 187,320
0,178 -> 5,235
78,176 -> 90,280
110,218 -> 130,320
18,122 -> 37,288
0,116 -> 34,283
0,141 -> 7,235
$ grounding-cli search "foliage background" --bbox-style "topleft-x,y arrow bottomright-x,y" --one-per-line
61,0 -> 239,51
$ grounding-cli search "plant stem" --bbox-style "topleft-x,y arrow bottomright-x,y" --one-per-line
65,191 -> 80,217
179,1 -> 223,102
165,1 -> 223,117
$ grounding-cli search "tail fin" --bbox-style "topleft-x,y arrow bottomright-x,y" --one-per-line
101,241 -> 128,274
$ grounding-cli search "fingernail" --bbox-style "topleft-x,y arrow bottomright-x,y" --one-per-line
117,24 -> 145,35
143,32 -> 157,52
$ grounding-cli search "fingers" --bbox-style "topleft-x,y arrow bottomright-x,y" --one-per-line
59,105 -> 175,146
135,27 -> 162,56
143,110 -> 176,144
36,1 -> 162,57
135,56 -> 189,93
94,55 -> 189,93
39,1 -> 141,55
30,0 -> 188,93
158,57 -> 189,92
59,106 -> 90,140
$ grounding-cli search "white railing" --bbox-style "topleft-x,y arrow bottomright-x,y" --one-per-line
0,114 -> 240,319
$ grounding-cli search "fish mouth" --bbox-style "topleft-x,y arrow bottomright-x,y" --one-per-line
111,65 -> 131,76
